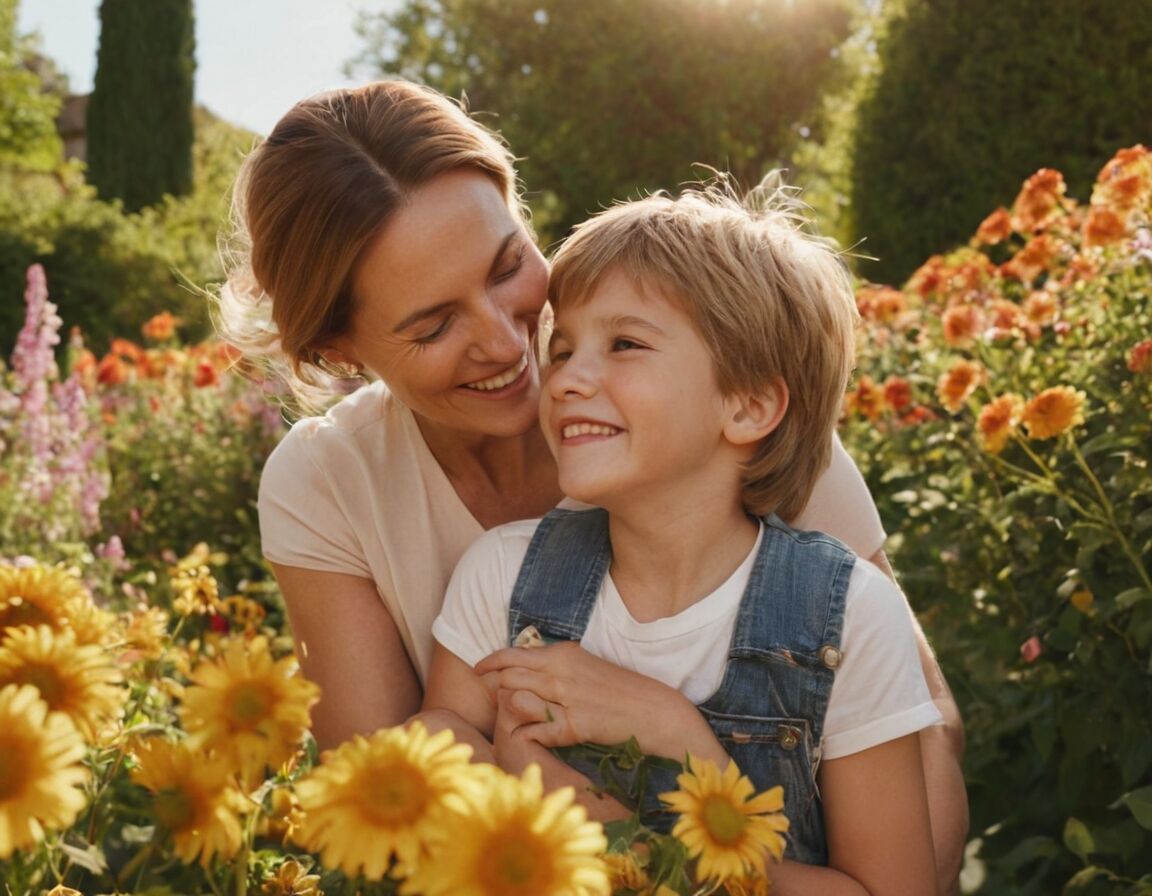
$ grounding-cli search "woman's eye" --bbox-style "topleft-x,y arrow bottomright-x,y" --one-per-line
414,318 -> 452,344
495,246 -> 526,282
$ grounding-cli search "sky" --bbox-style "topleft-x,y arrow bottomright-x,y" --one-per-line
18,0 -> 399,135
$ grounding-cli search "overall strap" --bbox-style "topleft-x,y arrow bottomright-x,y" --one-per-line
507,507 -> 613,645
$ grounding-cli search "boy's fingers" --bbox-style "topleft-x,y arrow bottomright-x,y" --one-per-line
475,645 -> 549,676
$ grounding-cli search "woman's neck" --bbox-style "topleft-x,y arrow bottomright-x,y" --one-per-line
607,497 -> 760,623
417,417 -> 562,529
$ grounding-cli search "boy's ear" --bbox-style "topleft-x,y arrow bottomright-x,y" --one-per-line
724,378 -> 788,446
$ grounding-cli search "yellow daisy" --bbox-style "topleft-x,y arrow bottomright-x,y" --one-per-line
130,737 -> 247,867
0,563 -> 89,635
603,850 -> 651,891
294,721 -> 475,879
0,625 -> 126,742
179,635 -> 319,785
0,684 -> 89,859
121,604 -> 170,660
406,763 -> 610,896
1021,386 -> 1087,439
660,756 -> 790,884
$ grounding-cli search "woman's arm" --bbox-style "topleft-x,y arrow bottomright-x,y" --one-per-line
870,550 -> 968,896
271,562 -> 421,751
765,734 -> 936,895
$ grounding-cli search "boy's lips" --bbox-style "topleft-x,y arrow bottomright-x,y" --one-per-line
461,353 -> 529,392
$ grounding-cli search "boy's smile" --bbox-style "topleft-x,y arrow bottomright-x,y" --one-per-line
541,268 -> 747,515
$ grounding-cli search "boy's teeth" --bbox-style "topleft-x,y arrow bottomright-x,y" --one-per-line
562,423 -> 620,438
466,354 -> 527,391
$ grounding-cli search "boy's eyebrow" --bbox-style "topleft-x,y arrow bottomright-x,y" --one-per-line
391,231 -> 520,334
603,314 -> 667,336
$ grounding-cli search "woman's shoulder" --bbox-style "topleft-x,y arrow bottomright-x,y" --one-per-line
266,382 -> 401,466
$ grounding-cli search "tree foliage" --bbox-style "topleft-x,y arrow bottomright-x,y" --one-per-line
86,0 -> 197,212
350,0 -> 855,243
850,0 -> 1152,285
0,0 -> 62,171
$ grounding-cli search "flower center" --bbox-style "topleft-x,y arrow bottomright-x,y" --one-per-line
703,795 -> 749,845
154,787 -> 196,831
0,740 -> 30,800
478,824 -> 549,895
228,680 -> 272,729
16,664 -> 66,708
1,598 -> 53,630
362,765 -> 430,826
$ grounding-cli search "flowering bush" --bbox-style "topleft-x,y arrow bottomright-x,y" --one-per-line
842,146 -> 1152,893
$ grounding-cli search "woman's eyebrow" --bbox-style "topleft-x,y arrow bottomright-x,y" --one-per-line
391,232 -> 521,334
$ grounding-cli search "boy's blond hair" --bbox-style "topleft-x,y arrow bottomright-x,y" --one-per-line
547,177 -> 858,521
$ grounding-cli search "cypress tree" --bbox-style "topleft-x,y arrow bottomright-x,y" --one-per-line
849,0 -> 1152,285
86,0 -> 196,212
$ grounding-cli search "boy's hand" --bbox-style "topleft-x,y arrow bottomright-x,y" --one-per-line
476,642 -> 727,767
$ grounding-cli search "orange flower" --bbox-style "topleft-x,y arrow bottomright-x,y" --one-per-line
974,207 -> 1012,245
1011,168 -> 1067,234
1092,145 -> 1150,211
141,312 -> 178,342
1022,291 -> 1058,327
936,359 -> 984,412
109,338 -> 143,363
977,394 -> 1023,453
942,304 -> 982,346
1021,386 -> 1086,439
194,359 -> 219,388
1082,208 -> 1128,247
906,255 -> 945,297
1128,340 -> 1152,374
95,354 -> 129,386
1001,234 -> 1057,283
846,375 -> 885,421
883,376 -> 913,413
855,286 -> 907,324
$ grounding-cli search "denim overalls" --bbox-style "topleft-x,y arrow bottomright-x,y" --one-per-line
507,506 -> 855,865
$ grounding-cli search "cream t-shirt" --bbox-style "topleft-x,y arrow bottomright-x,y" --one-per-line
258,380 -> 887,684
434,520 -> 942,760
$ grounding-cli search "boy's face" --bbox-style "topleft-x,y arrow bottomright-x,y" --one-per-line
541,268 -> 746,513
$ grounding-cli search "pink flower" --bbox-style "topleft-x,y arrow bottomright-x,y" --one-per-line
1020,636 -> 1043,664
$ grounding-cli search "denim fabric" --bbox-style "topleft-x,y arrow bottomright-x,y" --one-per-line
507,506 -> 854,865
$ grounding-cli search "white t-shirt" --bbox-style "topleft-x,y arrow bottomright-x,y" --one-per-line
434,520 -> 942,760
259,380 -> 888,685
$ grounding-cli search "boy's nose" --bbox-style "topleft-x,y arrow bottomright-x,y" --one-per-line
548,354 -> 597,399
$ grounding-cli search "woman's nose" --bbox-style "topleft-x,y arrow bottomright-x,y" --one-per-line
473,297 -> 526,362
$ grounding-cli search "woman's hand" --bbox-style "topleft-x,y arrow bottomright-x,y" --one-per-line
476,642 -> 729,766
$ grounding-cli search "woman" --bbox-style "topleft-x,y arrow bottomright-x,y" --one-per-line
219,80 -> 966,890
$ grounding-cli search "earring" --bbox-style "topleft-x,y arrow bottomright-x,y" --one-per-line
312,353 -> 363,380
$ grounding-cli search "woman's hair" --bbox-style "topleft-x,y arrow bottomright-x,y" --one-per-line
547,176 -> 859,521
215,80 -> 525,413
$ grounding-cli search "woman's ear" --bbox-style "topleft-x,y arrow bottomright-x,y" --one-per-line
724,378 -> 788,446
311,345 -> 363,379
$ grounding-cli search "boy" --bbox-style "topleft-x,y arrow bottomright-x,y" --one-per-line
424,180 -> 941,892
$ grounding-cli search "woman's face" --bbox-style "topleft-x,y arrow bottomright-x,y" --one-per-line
332,170 -> 549,440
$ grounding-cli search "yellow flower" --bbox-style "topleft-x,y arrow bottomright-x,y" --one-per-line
977,394 -> 1023,454
0,563 -> 89,635
1070,589 -> 1095,615
722,875 -> 772,895
171,565 -> 222,616
407,763 -> 610,896
603,850 -> 651,891
121,604 -> 170,660
130,738 -> 247,867
179,635 -> 319,785
294,721 -> 475,878
0,625 -> 126,742
256,785 -> 306,845
936,359 -> 985,413
660,756 -> 789,884
261,857 -> 323,896
0,684 -> 89,859
1021,386 -> 1087,439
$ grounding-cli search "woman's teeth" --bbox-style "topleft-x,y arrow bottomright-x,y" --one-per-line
466,354 -> 528,391
562,423 -> 620,438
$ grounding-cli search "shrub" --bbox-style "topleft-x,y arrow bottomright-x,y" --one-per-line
841,146 -> 1152,893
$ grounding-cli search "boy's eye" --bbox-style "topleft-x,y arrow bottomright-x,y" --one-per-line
611,337 -> 644,351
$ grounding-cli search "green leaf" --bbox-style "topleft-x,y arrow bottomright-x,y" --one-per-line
1121,787 -> 1152,831
1064,817 -> 1095,862
1064,866 -> 1111,889
1117,588 -> 1152,609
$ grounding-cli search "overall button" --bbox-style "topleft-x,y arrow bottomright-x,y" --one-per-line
779,726 -> 801,751
820,645 -> 843,669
